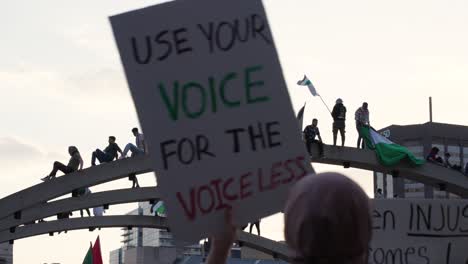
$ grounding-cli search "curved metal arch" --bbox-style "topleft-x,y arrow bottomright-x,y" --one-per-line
0,156 -> 153,220
0,215 -> 291,262
310,145 -> 468,197
0,187 -> 160,232
0,215 -> 167,243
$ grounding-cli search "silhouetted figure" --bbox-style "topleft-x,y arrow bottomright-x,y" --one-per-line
91,136 -> 122,166
205,173 -> 372,264
248,220 -> 260,236
426,147 -> 444,166
443,152 -> 462,171
355,102 -> 369,149
121,128 -> 147,188
375,188 -> 383,199
303,118 -> 324,157
42,146 -> 83,181
332,98 -> 346,146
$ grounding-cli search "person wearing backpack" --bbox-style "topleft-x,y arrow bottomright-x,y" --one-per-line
332,98 -> 346,147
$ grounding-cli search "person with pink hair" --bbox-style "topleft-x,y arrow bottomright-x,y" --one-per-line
206,172 -> 372,264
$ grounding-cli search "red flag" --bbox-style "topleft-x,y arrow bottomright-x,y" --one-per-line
92,236 -> 103,264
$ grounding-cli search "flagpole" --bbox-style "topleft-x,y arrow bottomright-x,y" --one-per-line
318,95 -> 332,114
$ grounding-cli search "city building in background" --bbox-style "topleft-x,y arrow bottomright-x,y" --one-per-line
110,202 -> 278,264
374,122 -> 468,199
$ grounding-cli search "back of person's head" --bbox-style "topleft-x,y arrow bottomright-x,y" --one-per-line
432,147 -> 439,153
109,136 -> 116,142
336,98 -> 343,104
132,127 -> 139,134
362,102 -> 368,109
284,172 -> 371,264
68,146 -> 78,155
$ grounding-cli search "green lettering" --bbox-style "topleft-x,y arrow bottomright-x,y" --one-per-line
220,72 -> 240,107
159,82 -> 180,121
182,82 -> 207,119
245,65 -> 269,104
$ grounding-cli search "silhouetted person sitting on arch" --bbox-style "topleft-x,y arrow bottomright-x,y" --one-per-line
426,147 -> 444,166
120,128 -> 147,188
42,146 -> 83,181
303,118 -> 324,157
443,152 -> 462,171
91,136 -> 122,166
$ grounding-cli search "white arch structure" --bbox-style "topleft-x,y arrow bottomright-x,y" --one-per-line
0,187 -> 160,232
310,145 -> 468,197
0,215 -> 291,262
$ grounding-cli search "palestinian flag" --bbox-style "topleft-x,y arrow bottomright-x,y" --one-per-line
297,75 -> 319,96
82,243 -> 93,264
92,236 -> 103,264
153,201 -> 167,217
361,126 -> 424,166
82,236 -> 103,264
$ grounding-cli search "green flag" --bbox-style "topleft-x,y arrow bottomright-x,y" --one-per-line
82,243 -> 93,264
361,126 -> 424,166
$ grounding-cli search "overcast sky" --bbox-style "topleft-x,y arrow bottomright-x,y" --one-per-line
1,0 -> 468,263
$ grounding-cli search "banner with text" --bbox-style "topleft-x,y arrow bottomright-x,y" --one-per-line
371,199 -> 468,264
110,0 -> 313,242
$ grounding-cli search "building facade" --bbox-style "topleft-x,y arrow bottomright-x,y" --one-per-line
374,122 -> 468,199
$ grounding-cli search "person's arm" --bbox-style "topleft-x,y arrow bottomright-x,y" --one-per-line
331,106 -> 338,119
318,129 -> 323,143
206,210 -> 236,264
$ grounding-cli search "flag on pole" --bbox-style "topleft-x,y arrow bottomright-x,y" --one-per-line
152,201 -> 167,217
82,243 -> 93,264
297,75 -> 319,96
361,126 -> 425,166
92,236 -> 103,264
296,103 -> 306,130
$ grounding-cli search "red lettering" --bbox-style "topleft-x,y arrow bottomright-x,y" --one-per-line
295,155 -> 308,180
211,179 -> 230,210
270,161 -> 283,188
176,189 -> 197,221
240,172 -> 253,199
223,177 -> 238,201
282,159 -> 296,184
198,185 -> 215,214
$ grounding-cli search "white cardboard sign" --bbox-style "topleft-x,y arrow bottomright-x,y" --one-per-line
371,199 -> 468,264
110,0 -> 312,242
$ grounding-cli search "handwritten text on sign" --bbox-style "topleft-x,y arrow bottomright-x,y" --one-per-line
371,199 -> 468,264
111,0 -> 312,242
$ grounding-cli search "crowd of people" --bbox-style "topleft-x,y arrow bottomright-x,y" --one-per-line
302,99 -> 370,157
41,127 -> 147,188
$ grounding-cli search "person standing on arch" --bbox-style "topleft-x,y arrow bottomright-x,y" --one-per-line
331,98 -> 346,147
355,102 -> 370,149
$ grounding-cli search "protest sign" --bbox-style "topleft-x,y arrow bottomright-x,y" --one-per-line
110,0 -> 312,242
371,199 -> 468,264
